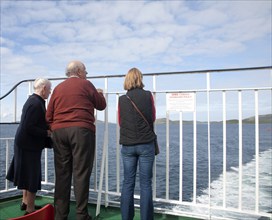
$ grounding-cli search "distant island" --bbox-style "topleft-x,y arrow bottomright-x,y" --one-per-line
4,114 -> 271,125
155,114 -> 272,124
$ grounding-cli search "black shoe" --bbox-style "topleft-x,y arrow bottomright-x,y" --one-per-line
20,202 -> 27,211
20,202 -> 42,210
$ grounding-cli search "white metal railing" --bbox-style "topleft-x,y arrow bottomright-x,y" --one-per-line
1,67 -> 271,220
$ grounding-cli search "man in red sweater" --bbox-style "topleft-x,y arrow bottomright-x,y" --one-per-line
46,60 -> 106,220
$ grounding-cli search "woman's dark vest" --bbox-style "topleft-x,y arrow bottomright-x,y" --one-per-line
119,88 -> 155,146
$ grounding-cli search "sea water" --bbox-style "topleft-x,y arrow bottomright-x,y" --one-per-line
0,123 -> 271,219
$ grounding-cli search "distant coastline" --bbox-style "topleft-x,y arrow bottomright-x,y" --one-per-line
155,114 -> 272,124
1,114 -> 271,125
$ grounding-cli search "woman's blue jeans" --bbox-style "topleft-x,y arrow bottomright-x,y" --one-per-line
121,142 -> 155,220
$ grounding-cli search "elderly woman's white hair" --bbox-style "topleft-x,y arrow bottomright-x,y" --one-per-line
33,78 -> 51,92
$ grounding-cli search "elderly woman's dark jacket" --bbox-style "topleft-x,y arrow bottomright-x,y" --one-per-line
15,93 -> 49,151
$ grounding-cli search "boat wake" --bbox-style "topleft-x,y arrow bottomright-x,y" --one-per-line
174,148 -> 272,219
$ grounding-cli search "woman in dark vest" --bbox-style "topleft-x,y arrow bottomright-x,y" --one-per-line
6,78 -> 52,215
118,68 -> 156,220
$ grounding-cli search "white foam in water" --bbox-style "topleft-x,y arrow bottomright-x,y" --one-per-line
174,149 -> 272,219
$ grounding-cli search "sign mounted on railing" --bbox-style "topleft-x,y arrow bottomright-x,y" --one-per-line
166,92 -> 195,112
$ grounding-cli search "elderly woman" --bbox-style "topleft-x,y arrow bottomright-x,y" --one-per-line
118,68 -> 156,220
6,78 -> 52,215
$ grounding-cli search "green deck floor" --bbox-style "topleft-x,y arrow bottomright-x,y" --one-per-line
0,196 -> 199,220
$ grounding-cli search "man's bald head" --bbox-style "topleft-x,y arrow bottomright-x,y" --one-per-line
65,61 -> 87,79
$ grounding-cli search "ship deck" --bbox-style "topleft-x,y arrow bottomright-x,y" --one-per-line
0,195 -> 199,220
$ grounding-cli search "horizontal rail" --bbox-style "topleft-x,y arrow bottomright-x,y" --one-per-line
1,66 -> 271,100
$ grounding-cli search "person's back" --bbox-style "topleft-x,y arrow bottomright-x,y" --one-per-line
119,88 -> 154,146
47,77 -> 105,132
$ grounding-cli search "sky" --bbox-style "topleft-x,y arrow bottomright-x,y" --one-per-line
0,0 -> 271,122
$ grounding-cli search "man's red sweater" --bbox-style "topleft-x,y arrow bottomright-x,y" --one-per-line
46,77 -> 106,132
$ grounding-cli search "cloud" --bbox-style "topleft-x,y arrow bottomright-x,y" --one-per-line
0,1 -> 271,94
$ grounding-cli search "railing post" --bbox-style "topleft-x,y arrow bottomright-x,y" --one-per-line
152,74 -> 157,199
5,140 -> 10,191
44,148 -> 48,183
104,78 -> 109,207
238,90 -> 243,210
96,78 -> 109,216
179,111 -> 183,202
14,88 -> 17,123
94,110 -> 98,191
166,110 -> 170,200
193,97 -> 197,203
206,72 -> 211,218
255,90 -> 259,213
222,90 -> 227,208
116,93 -> 120,194
28,81 -> 32,96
